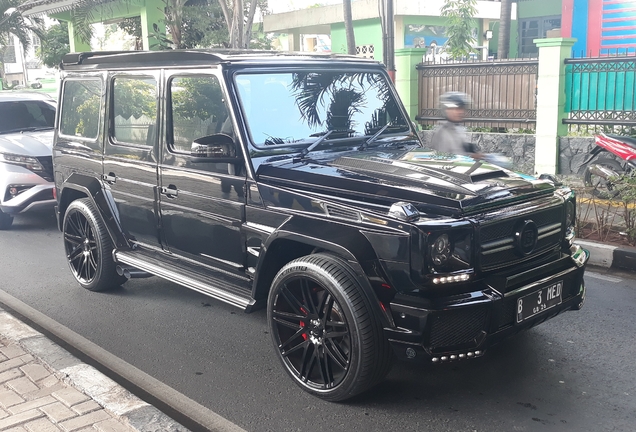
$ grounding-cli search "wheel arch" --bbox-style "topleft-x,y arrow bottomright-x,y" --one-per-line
58,173 -> 128,248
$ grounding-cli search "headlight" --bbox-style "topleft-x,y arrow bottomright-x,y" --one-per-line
566,200 -> 575,227
427,230 -> 472,272
0,153 -> 44,172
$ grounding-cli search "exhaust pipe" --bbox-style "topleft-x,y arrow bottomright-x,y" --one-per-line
588,163 -> 620,179
116,265 -> 152,280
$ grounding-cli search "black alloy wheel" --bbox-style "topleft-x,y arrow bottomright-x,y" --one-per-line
267,253 -> 392,401
63,198 -> 125,291
583,157 -> 623,199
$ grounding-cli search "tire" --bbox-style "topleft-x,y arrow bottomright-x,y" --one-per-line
0,209 -> 13,230
62,198 -> 126,291
583,157 -> 623,199
267,253 -> 392,401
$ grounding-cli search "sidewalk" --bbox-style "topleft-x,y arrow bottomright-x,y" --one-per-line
0,309 -> 189,432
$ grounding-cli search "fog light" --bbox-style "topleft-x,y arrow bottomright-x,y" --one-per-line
475,351 -> 481,356
467,352 -> 474,357
459,353 -> 465,359
432,357 -> 439,363
9,187 -> 18,197
441,356 -> 448,361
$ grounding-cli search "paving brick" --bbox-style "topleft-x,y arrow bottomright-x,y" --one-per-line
0,369 -> 24,385
25,382 -> 65,400
94,418 -> 133,432
0,408 -> 45,429
0,388 -> 25,408
39,375 -> 61,389
52,388 -> 90,407
18,355 -> 34,364
0,346 -> 26,360
0,358 -> 26,373
20,364 -> 51,383
8,395 -> 56,414
40,401 -> 79,423
25,417 -> 63,432
7,377 -> 40,395
72,400 -> 101,415
0,408 -> 9,419
4,426 -> 28,432
59,409 -> 111,431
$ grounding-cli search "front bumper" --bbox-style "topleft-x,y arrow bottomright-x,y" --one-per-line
0,184 -> 55,215
384,246 -> 588,363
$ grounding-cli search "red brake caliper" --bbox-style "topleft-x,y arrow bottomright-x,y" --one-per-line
300,307 -> 308,340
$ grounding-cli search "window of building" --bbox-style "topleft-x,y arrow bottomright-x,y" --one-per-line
519,16 -> 561,57
60,79 -> 102,139
112,77 -> 157,147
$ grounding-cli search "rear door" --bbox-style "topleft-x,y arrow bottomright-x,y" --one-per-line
158,71 -> 248,278
103,72 -> 162,250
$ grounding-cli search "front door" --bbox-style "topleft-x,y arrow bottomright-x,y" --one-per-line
159,72 -> 247,277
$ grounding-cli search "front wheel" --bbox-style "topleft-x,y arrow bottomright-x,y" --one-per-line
62,198 -> 126,291
0,209 -> 13,230
267,253 -> 392,401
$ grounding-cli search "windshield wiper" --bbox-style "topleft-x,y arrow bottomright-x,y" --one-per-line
297,130 -> 334,158
359,123 -> 391,151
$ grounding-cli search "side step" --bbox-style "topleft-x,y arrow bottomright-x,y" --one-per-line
114,251 -> 255,311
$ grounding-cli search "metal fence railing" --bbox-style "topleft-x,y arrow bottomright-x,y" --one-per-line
564,54 -> 636,135
415,59 -> 538,131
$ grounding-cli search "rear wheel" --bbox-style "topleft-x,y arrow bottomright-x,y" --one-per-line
267,253 -> 392,401
0,209 -> 13,230
583,157 -> 623,199
62,198 -> 126,291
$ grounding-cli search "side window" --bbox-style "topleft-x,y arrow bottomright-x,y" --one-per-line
60,80 -> 102,139
169,75 -> 231,154
112,77 -> 157,147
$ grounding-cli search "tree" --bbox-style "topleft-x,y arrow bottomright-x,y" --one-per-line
343,0 -> 355,55
217,0 -> 267,49
36,20 -> 70,68
440,0 -> 477,60
0,0 -> 43,53
497,0 -> 512,59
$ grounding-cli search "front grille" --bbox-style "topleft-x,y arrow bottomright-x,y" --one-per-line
35,156 -> 54,182
479,206 -> 563,271
429,306 -> 488,349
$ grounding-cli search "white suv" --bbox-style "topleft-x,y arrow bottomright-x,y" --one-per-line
0,92 -> 56,229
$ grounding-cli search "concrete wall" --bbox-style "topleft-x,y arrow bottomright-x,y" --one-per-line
420,130 -> 594,176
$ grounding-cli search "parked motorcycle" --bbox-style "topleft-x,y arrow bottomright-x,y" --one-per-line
580,133 -> 636,198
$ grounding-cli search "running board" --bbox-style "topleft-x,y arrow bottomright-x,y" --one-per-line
114,251 -> 255,311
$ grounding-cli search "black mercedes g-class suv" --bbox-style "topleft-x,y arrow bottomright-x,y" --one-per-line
53,50 -> 588,401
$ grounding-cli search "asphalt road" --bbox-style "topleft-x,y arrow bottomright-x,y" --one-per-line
1,209 -> 635,432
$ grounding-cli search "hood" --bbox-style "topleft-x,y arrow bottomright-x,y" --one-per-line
0,130 -> 54,157
256,148 -> 555,216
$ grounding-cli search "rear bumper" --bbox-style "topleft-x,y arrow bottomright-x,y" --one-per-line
0,184 -> 55,215
385,246 -> 588,363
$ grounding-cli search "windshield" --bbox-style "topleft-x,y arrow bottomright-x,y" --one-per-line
234,70 -> 411,153
0,100 -> 56,134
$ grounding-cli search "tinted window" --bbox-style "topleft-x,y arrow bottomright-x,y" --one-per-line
169,75 -> 230,154
0,100 -> 55,133
112,77 -> 157,147
60,80 -> 102,139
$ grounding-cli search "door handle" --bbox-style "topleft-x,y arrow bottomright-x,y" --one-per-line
161,185 -> 178,198
102,173 -> 116,184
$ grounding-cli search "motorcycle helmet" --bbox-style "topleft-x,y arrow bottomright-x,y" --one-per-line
440,91 -> 471,109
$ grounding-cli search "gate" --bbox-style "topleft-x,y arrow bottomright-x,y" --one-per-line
416,59 -> 538,130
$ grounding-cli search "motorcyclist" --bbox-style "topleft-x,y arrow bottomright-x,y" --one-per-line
430,91 -> 482,158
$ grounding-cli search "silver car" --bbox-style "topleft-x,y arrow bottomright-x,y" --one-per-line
0,92 -> 56,229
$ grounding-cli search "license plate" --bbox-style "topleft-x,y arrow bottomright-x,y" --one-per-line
516,281 -> 563,323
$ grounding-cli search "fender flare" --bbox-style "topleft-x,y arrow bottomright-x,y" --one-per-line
58,173 -> 129,249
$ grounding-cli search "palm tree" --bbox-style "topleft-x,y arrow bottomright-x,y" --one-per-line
497,0 -> 512,59
0,0 -> 43,52
343,0 -> 355,55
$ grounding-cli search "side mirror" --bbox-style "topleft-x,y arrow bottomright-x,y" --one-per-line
191,133 -> 236,158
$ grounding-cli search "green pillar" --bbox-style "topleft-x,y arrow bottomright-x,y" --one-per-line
141,3 -> 165,50
533,38 -> 576,175
394,48 -> 424,123
68,21 -> 91,52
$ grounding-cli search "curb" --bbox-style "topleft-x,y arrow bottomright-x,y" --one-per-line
576,239 -> 636,271
0,309 -> 189,432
